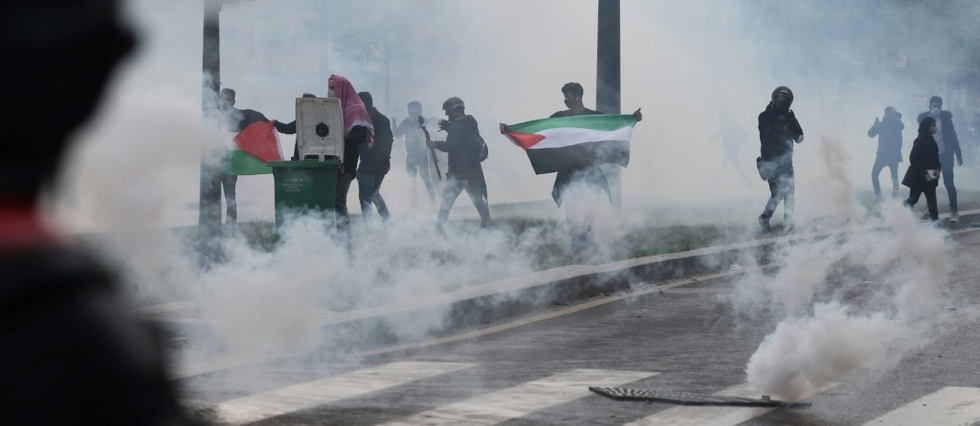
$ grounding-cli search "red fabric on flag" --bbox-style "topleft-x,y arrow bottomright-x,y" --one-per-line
233,121 -> 281,162
504,131 -> 546,150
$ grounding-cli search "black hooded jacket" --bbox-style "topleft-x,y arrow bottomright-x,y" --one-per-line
902,120 -> 942,190
433,115 -> 485,177
358,107 -> 394,175
758,104 -> 804,161
868,115 -> 904,164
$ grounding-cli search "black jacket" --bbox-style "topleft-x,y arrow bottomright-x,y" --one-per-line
758,104 -> 803,161
867,116 -> 904,164
433,115 -> 487,197
433,115 -> 484,177
223,107 -> 268,133
917,110 -> 961,158
358,107 -> 394,175
902,134 -> 941,189
342,126 -> 369,176
0,246 -> 198,425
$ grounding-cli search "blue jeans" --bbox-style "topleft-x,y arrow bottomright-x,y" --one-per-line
357,172 -> 390,222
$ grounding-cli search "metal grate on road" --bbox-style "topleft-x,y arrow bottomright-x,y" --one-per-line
589,387 -> 812,408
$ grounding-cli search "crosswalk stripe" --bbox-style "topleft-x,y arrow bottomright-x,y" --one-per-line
862,386 -> 980,426
376,368 -> 658,426
623,382 -> 839,426
214,361 -> 475,425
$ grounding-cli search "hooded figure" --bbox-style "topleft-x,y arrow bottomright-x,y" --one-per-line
867,106 -> 905,199
902,116 -> 941,222
756,86 -> 804,232
917,95 -> 962,223
0,0 -> 199,424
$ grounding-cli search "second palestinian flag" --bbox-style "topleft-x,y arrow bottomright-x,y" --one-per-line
503,114 -> 637,175
226,121 -> 283,175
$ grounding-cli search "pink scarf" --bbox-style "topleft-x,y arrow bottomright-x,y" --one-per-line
330,74 -> 375,147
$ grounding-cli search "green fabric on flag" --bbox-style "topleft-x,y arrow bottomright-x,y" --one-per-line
226,150 -> 272,175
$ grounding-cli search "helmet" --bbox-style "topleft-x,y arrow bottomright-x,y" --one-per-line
442,97 -> 465,112
771,86 -> 794,109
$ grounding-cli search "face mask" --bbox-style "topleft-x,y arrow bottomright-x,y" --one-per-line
328,89 -> 336,98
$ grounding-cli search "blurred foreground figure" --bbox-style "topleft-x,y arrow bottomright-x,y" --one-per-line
903,117 -> 942,222
917,96 -> 962,223
0,0 -> 198,424
867,106 -> 905,201
756,86 -> 804,232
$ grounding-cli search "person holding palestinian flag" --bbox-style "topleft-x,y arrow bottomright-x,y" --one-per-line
218,88 -> 283,229
499,82 -> 641,253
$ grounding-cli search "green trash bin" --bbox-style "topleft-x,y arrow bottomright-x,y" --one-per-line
270,159 -> 340,233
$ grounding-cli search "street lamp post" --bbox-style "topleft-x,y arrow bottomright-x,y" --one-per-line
199,0 -> 251,267
597,0 -> 622,213
199,0 -> 223,267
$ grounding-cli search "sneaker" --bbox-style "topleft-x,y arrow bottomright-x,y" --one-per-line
758,216 -> 771,233
950,211 -> 959,223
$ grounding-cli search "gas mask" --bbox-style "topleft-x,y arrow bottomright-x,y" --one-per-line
328,89 -> 336,98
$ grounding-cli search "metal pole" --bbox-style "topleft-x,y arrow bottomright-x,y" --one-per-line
200,0 -> 223,266
596,0 -> 622,213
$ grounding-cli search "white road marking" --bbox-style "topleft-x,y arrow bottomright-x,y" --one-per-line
215,361 -> 475,425
376,369 -> 657,426
862,386 -> 980,426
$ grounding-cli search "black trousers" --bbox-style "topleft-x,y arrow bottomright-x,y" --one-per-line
760,170 -> 794,225
220,174 -> 237,224
905,184 -> 939,221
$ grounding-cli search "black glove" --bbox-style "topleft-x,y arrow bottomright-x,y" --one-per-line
438,119 -> 451,132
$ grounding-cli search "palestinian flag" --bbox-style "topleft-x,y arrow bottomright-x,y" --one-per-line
225,121 -> 283,175
503,114 -> 637,174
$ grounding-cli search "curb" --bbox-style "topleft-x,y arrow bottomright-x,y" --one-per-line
145,208 -> 980,378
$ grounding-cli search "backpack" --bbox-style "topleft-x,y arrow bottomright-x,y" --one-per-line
478,134 -> 489,162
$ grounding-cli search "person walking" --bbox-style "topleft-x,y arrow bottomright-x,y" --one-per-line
917,96 -> 962,223
867,106 -> 905,201
903,117 -> 942,223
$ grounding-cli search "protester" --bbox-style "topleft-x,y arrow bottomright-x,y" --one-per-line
218,88 -> 271,227
426,97 -> 492,229
707,110 -> 750,185
756,86 -> 804,232
394,101 -> 438,207
903,117 -> 942,222
0,0 -> 198,424
271,93 -> 316,160
867,106 -> 905,201
917,96 -> 962,223
356,92 -> 393,223
499,82 -> 642,252
329,74 -> 375,241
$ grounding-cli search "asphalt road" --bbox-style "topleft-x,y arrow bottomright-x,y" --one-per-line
179,227 -> 980,426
